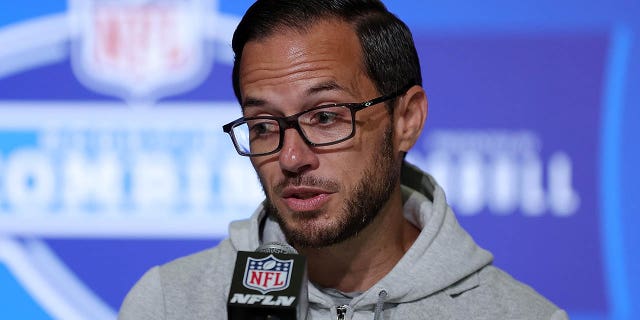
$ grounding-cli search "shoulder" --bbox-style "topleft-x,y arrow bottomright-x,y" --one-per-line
118,239 -> 237,320
478,266 -> 558,307
159,240 -> 235,281
448,265 -> 568,320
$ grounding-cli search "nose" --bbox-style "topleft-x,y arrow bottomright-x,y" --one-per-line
278,128 -> 319,174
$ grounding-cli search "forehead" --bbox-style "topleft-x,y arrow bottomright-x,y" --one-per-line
238,19 -> 371,101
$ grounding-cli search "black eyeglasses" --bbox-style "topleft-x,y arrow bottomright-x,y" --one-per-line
222,84 -> 412,157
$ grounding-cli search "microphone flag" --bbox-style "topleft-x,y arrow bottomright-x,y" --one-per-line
228,250 -> 307,320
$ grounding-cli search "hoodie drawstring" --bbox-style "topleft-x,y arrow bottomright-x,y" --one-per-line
373,289 -> 388,320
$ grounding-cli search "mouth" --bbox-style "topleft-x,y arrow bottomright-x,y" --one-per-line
280,187 -> 333,212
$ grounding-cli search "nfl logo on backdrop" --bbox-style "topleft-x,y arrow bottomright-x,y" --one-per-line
243,255 -> 294,294
69,0 -> 215,104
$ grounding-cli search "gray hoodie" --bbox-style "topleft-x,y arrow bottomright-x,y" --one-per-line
119,162 -> 568,320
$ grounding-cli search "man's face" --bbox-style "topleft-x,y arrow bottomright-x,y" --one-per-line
238,20 -> 401,248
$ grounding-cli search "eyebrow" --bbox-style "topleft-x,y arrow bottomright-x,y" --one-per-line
242,97 -> 266,109
306,80 -> 345,95
241,80 -> 347,109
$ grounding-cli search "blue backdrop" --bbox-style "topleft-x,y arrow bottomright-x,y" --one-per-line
0,1 -> 638,319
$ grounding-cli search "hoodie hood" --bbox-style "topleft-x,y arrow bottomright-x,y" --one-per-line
348,162 -> 493,305
227,161 -> 493,312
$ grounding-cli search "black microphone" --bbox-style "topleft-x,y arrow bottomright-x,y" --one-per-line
228,242 -> 308,320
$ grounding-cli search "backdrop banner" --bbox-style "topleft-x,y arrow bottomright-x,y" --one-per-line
0,1 -> 638,319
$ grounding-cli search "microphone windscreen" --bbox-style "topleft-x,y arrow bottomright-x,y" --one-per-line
257,242 -> 298,255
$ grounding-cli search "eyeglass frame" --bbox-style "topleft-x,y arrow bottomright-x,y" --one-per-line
222,84 -> 414,157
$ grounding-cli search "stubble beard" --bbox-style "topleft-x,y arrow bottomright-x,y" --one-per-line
260,126 -> 400,248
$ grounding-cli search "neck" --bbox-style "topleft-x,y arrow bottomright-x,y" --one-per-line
298,187 -> 420,293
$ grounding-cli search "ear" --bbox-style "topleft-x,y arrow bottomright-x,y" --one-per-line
394,85 -> 428,153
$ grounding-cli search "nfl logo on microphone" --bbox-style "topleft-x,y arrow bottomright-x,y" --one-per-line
243,255 -> 294,294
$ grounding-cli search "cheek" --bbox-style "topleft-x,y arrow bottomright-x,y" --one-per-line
324,154 -> 365,190
252,158 -> 279,188
348,128 -> 390,165
351,111 -> 391,149
250,153 -> 278,169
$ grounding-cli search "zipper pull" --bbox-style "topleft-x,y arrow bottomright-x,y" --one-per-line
336,305 -> 347,320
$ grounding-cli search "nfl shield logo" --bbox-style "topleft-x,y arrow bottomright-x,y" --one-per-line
69,0 -> 215,103
243,255 -> 294,294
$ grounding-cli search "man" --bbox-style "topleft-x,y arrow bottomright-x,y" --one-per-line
120,0 -> 568,319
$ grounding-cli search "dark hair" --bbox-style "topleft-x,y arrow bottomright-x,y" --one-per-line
231,0 -> 422,105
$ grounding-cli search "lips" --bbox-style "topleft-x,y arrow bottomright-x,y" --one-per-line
280,186 -> 333,212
